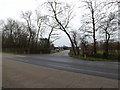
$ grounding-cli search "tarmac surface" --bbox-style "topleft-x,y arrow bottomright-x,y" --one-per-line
2,51 -> 119,88
3,50 -> 119,79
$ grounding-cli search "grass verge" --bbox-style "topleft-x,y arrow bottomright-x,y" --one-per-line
69,52 -> 119,62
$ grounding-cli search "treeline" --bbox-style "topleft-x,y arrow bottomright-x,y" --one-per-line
2,19 -> 54,54
80,40 -> 119,60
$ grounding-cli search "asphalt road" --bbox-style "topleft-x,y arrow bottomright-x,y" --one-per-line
3,50 -> 119,80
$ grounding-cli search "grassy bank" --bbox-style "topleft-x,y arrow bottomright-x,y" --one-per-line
69,52 -> 119,62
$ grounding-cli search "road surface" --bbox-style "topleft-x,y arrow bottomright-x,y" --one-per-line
3,50 -> 119,80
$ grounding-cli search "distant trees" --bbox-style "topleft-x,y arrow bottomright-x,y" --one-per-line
2,17 -> 55,53
2,9 -> 61,54
2,19 -> 28,49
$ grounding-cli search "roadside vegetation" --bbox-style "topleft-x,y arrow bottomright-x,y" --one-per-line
1,0 -> 119,61
69,41 -> 119,62
69,50 -> 119,62
51,49 -> 64,54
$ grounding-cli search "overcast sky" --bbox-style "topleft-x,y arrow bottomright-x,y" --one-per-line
0,0 -> 82,47
0,0 -> 117,46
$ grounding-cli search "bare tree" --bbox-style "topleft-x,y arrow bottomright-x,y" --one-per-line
47,27 -> 60,44
99,12 -> 117,56
81,0 -> 98,54
80,0 -> 118,55
35,11 -> 48,44
80,35 -> 89,57
79,25 -> 91,57
80,0 -> 108,54
45,0 -> 77,55
44,17 -> 60,52
21,11 -> 34,51
71,31 -> 80,56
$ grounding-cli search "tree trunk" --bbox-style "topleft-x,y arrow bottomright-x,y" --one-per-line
76,47 -> 80,56
64,30 -> 77,55
74,40 -> 79,56
53,14 -> 76,55
36,27 -> 40,44
27,32 -> 32,53
47,27 -> 54,53
91,9 -> 97,55
36,24 -> 41,45
104,33 -> 110,57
